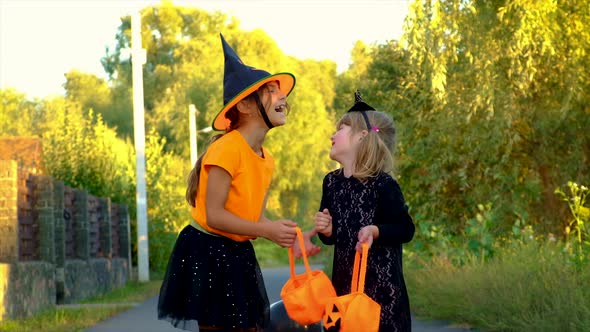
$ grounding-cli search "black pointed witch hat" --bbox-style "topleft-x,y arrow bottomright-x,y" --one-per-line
347,90 -> 376,131
347,90 -> 376,113
212,34 -> 296,131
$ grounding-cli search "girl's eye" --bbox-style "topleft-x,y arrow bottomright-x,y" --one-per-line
267,83 -> 279,93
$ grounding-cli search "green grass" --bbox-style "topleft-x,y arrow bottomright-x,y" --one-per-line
405,240 -> 590,331
0,306 -> 132,332
80,279 -> 162,304
0,279 -> 162,332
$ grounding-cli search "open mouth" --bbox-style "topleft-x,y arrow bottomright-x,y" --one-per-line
274,104 -> 286,113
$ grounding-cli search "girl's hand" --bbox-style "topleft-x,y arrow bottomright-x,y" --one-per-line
292,230 -> 321,258
314,208 -> 332,236
356,225 -> 378,252
264,220 -> 297,247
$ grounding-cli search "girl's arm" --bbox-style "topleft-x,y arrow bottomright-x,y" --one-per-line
257,192 -> 320,257
317,230 -> 335,245
206,166 -> 296,247
316,176 -> 335,245
292,229 -> 321,258
371,176 -> 415,246
258,193 -> 271,223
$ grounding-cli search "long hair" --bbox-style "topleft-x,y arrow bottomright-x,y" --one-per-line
185,82 -> 290,207
337,111 -> 396,181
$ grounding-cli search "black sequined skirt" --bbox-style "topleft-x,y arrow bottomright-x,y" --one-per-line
158,225 -> 270,331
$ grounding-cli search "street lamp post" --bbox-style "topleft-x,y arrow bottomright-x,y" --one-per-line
131,10 -> 150,282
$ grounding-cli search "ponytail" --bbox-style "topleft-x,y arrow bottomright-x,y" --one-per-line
185,134 -> 222,207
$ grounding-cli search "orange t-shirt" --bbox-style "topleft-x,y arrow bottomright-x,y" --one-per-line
191,130 -> 274,241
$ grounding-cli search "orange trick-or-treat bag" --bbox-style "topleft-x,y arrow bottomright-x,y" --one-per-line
323,243 -> 381,332
280,227 -> 337,325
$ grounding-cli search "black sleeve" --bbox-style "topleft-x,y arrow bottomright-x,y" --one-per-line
373,176 -> 415,246
317,175 -> 335,245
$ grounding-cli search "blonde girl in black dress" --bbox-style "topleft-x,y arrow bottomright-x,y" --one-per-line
307,91 -> 415,332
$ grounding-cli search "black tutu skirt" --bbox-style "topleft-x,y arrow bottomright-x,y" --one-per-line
158,225 -> 270,331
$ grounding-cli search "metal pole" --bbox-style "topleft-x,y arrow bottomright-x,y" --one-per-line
131,10 -> 150,282
189,104 -> 197,166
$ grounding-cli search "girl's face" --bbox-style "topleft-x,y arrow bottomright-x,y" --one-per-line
329,123 -> 364,164
259,81 -> 288,127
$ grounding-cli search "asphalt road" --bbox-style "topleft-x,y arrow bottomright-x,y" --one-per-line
85,265 -> 472,332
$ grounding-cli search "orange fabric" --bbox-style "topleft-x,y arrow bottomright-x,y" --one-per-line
323,244 -> 381,332
191,130 -> 274,241
280,227 -> 337,325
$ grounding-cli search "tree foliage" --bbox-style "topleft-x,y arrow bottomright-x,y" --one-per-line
63,70 -> 135,138
101,2 -> 337,227
38,97 -> 136,205
2,2 -> 340,270
9,0 -> 587,271
143,129 -> 192,271
390,0 -> 590,243
0,89 -> 40,137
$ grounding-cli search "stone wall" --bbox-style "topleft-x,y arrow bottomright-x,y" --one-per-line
0,160 -> 18,263
0,262 -> 55,319
62,258 -> 129,304
0,160 -> 131,320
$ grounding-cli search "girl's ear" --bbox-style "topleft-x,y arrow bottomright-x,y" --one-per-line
236,98 -> 253,116
356,129 -> 369,142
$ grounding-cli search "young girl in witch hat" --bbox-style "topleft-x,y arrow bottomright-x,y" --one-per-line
158,33 -> 298,332
297,91 -> 416,332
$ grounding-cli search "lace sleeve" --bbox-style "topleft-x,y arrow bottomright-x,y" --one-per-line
317,174 -> 335,245
373,176 -> 415,246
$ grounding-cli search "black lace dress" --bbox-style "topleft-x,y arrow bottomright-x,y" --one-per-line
318,170 -> 415,332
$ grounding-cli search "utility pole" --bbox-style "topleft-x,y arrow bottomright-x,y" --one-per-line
131,10 -> 150,282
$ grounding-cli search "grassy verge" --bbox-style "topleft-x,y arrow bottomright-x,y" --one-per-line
405,240 -> 590,331
80,278 -> 162,304
0,279 -> 162,332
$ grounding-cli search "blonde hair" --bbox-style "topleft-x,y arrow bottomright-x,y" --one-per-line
337,110 -> 396,180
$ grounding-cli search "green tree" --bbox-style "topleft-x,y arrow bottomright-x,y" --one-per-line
397,0 -> 590,239
266,59 -> 338,224
39,97 -> 135,205
144,129 -> 192,271
0,88 -> 39,136
101,2 -> 338,225
101,3 -> 235,156
63,70 -> 135,138
333,41 -> 374,117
